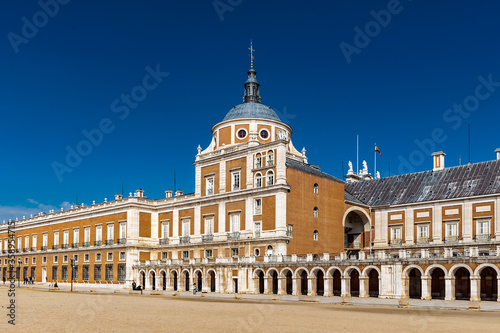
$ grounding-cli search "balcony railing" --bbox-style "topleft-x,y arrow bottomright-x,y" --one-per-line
117,238 -> 126,244
227,232 -> 240,241
179,236 -> 190,244
202,234 -> 214,242
255,208 -> 262,215
82,242 -> 90,247
61,244 -> 69,249
416,237 -> 429,244
475,234 -> 491,242
23,248 -> 28,252
255,231 -> 261,238
52,245 -> 58,250
31,247 -> 37,252
345,242 -> 361,249
2,250 -> 6,254
72,243 -> 79,248
445,235 -> 459,243
390,239 -> 402,246
105,240 -> 114,246
94,241 -> 102,246
41,246 -> 47,251
159,238 -> 169,245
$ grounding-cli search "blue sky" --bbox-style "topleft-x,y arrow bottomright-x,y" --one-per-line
1,0 -> 499,222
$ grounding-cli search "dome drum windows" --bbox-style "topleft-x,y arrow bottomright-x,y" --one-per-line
259,129 -> 270,140
236,128 -> 247,140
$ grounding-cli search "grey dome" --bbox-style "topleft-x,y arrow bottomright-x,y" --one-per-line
223,102 -> 282,122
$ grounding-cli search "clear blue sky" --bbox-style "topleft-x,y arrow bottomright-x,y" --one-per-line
1,0 -> 499,222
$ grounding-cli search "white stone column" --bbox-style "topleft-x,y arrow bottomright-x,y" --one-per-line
276,144 -> 287,185
275,192 -> 287,237
401,276 -> 409,299
194,205 -> 201,236
278,277 -> 285,295
246,153 -> 253,189
341,277 -> 351,297
433,203 -> 442,243
264,277 -> 269,294
445,277 -> 455,301
470,276 -> 481,302
195,164 -> 201,197
219,158 -> 226,194
308,277 -> 316,296
359,276 -> 369,298
324,277 -> 332,296
292,277 -> 299,296
497,277 -> 500,302
495,198 -> 500,239
218,202 -> 225,234
172,209 -> 179,237
463,201 -> 472,242
405,207 -> 414,245
421,276 -> 431,300
245,197 -> 252,232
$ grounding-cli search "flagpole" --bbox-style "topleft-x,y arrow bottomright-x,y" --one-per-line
374,143 -> 376,178
356,135 -> 359,174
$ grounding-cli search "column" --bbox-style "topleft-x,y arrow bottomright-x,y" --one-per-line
194,205 -> 201,236
172,209 -> 179,237
445,277 -> 455,301
308,277 -> 316,296
470,276 -> 481,302
324,277 -> 332,297
463,201 -> 473,242
433,203 -> 442,243
292,277 -> 299,296
401,276 -> 409,299
264,277 -> 270,294
341,276 -> 351,297
359,276 -> 369,298
421,276 -> 431,300
277,277 -> 285,295
275,191 -> 287,236
497,277 -> 500,302
218,202 -> 225,234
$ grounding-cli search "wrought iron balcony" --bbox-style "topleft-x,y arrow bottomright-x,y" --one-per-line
475,234 -> 491,242
2,250 -> 7,254
15,249 -> 20,253
41,246 -> 47,251
416,237 -> 429,244
61,244 -> 69,249
445,235 -> 459,243
72,243 -> 79,248
254,231 -> 261,238
345,242 -> 361,249
390,238 -> 402,246
117,238 -> 126,244
159,238 -> 169,245
82,242 -> 90,247
202,234 -> 214,242
105,239 -> 114,246
52,245 -> 58,250
23,248 -> 28,252
227,232 -> 240,241
31,247 -> 36,252
179,236 -> 190,244
94,241 -> 102,246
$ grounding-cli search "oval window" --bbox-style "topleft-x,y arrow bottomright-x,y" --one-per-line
237,129 -> 247,139
259,129 -> 269,140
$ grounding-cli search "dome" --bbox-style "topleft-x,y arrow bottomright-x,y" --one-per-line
223,102 -> 282,122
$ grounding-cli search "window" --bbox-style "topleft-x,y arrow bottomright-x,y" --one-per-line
32,234 -> 37,249
42,256 -> 47,264
254,198 -> 262,215
237,128 -> 247,139
313,207 -> 318,218
73,229 -> 79,245
62,266 -> 68,281
96,253 -> 101,262
205,249 -> 213,258
477,220 -> 490,235
204,217 -> 214,235
63,230 -> 69,246
74,254 -> 78,262
43,233 -> 48,247
254,248 -> 260,257
206,177 -> 214,196
84,227 -> 90,243
107,224 -> 114,241
32,257 -> 36,264
94,264 -> 101,281
255,173 -> 262,188
25,257 -> 28,264
120,252 -> 125,260
255,154 -> 262,168
287,225 -> 293,237
417,225 -> 429,238
182,219 -> 190,237
445,223 -> 458,236
105,264 -> 113,281
96,225 -> 102,242
313,230 -> 318,241
161,252 -> 168,260
391,227 -> 402,242
53,231 -> 59,246
255,222 -> 261,237
107,252 -> 113,261
267,150 -> 274,166
52,266 -> 58,281
73,266 -> 78,281
313,183 -> 319,194
82,265 -> 89,281
117,264 -> 126,282
24,235 -> 29,249
266,245 -> 273,256
84,254 -> 89,262
231,248 -> 239,257
119,222 -> 126,240
63,255 -> 68,263
259,129 -> 269,140
232,171 -> 240,191
230,213 -> 240,232
161,222 -> 169,239
54,255 -> 58,263
182,251 -> 189,259
267,171 -> 274,186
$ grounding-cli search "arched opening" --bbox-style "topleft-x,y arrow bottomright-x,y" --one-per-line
285,271 -> 293,295
255,172 -> 262,188
196,271 -> 203,291
172,271 -> 178,291
162,271 -> 166,291
431,268 -> 445,299
266,246 -> 273,256
344,211 -> 368,251
209,271 -> 216,292
313,183 -> 318,194
332,270 -> 342,296
313,207 -> 318,218
316,270 -> 324,296
350,270 -> 360,297
408,268 -> 421,299
266,170 -> 274,186
150,271 -> 156,290
313,230 -> 318,241
454,268 -> 471,300
480,267 -> 498,301
258,271 -> 264,294
300,270 -> 308,295
140,271 -> 146,289
271,271 -> 278,295
368,269 -> 379,297
184,271 -> 190,292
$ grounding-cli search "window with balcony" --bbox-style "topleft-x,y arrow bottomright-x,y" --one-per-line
206,177 -> 214,196
230,213 -> 240,233
204,217 -> 214,235
73,229 -> 79,248
95,225 -> 102,245
206,249 -> 213,258
232,171 -> 240,191
267,150 -> 274,166
182,219 -> 190,237
254,198 -> 262,215
255,173 -> 262,188
107,224 -> 114,244
161,222 -> 169,239
118,222 -> 126,244
24,235 -> 29,250
390,227 -> 402,245
445,222 -> 458,242
231,248 -> 239,257
63,230 -> 69,248
32,234 -> 37,250
476,219 -> 491,241
417,224 -> 429,244
84,227 -> 90,247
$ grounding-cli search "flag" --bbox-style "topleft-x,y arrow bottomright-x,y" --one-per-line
375,145 -> 381,155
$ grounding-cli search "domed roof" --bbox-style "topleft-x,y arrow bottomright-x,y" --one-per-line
223,102 -> 282,122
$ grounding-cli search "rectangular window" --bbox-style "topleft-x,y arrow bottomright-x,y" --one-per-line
54,255 -> 58,263
32,234 -> 37,249
96,253 -> 101,262
32,257 -> 36,264
82,265 -> 89,281
73,266 -> 78,281
84,227 -> 90,243
231,248 -> 239,257
105,264 -> 113,282
107,224 -> 114,241
25,258 -> 28,264
74,254 -> 78,262
63,255 -> 68,263
42,256 -> 47,264
24,235 -> 29,249
204,217 -> 214,235
84,254 -> 89,262
267,152 -> 274,166
417,225 -> 429,238
182,251 -> 189,259
161,252 -> 168,260
119,222 -> 126,239
117,264 -> 126,282
477,220 -> 490,235
119,252 -> 125,260
107,253 -> 113,261
52,266 -> 58,281
390,227 -> 402,242
256,176 -> 262,188
255,222 -> 261,237
62,266 -> 68,281
96,226 -> 102,242
446,223 -> 458,236
63,230 -> 69,245
232,171 -> 240,191
182,219 -> 190,237
288,224 -> 293,237
73,229 -> 79,245
206,177 -> 214,196
267,173 -> 274,186
254,198 -> 262,215
43,233 -> 48,247
230,214 -> 240,232
94,264 -> 101,281
161,222 -> 169,239
206,249 -> 213,258
17,236 -> 22,250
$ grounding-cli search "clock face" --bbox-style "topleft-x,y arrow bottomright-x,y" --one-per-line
277,129 -> 286,140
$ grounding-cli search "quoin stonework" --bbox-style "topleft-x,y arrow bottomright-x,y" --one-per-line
1,61 -> 499,302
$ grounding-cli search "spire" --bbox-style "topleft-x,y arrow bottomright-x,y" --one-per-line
243,40 -> 261,103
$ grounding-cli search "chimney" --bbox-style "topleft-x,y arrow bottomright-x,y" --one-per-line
175,189 -> 184,197
165,190 -> 173,198
432,151 -> 446,171
136,189 -> 144,198
496,148 -> 500,160
115,193 -> 123,200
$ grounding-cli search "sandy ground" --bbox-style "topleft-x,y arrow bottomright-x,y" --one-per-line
1,289 -> 499,333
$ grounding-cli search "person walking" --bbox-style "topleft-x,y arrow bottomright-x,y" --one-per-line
193,283 -> 198,295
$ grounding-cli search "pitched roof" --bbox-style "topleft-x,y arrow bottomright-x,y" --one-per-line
286,159 -> 344,184
345,159 -> 500,207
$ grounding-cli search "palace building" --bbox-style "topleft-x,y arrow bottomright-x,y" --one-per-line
1,59 -> 499,302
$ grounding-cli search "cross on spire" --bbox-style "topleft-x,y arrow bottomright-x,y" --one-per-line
249,40 -> 255,69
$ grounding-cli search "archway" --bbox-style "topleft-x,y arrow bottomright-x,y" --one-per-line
140,271 -> 146,289
300,270 -> 308,295
454,268 -> 470,300
368,269 -> 379,297
196,271 -> 203,291
161,271 -> 167,290
285,270 -> 293,295
209,271 -> 216,292
258,271 -> 265,294
408,268 -> 421,299
316,270 -> 324,296
271,271 -> 278,295
331,270 -> 342,296
343,209 -> 370,250
350,270 -> 359,297
150,271 -> 156,290
172,271 -> 178,291
184,271 -> 190,292
431,268 -> 445,299
480,267 -> 498,301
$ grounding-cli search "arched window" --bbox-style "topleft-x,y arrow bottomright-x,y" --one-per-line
255,153 -> 262,168
313,230 -> 318,241
313,207 -> 318,218
267,150 -> 274,166
255,173 -> 262,188
267,170 -> 274,186
267,245 -> 273,256
313,183 -> 318,194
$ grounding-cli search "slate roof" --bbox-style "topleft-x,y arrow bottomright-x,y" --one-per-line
286,159 -> 344,184
223,102 -> 282,122
345,159 -> 500,207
